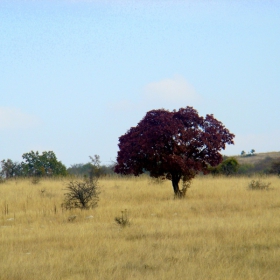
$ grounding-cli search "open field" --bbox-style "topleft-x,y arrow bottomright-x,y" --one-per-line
1,176 -> 280,280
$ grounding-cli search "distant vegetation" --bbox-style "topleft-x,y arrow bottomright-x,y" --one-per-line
67,162 -> 115,178
240,149 -> 256,157
0,151 -> 67,180
0,151 -> 115,182
1,150 -> 280,182
209,151 -> 280,176
235,151 -> 280,176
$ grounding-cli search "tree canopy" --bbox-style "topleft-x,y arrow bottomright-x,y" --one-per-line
21,151 -> 67,177
0,159 -> 22,179
0,151 -> 67,179
209,157 -> 240,176
114,106 -> 235,196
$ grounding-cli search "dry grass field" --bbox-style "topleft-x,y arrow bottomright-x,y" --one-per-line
1,175 -> 280,280
235,151 -> 280,165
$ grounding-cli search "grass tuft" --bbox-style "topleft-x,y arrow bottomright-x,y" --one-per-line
115,209 -> 130,227
248,179 -> 271,190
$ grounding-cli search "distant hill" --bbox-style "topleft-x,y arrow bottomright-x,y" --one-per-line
232,151 -> 280,165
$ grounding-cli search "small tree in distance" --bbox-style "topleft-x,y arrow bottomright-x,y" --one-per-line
0,159 -> 22,179
89,155 -> 102,182
208,157 -> 240,176
21,151 -> 67,177
0,151 -> 67,180
241,151 -> 246,157
218,157 -> 240,176
114,106 -> 235,197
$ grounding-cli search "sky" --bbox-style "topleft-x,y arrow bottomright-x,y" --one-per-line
1,0 -> 280,167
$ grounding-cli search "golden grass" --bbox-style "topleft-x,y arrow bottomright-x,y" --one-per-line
1,175 -> 280,279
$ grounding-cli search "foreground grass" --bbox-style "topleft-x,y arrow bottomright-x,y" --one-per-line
1,176 -> 280,279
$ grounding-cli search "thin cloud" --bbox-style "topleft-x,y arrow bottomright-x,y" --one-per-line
143,75 -> 201,104
0,107 -> 41,130
107,75 -> 201,114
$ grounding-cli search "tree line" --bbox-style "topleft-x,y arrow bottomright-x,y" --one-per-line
1,151 -> 279,183
1,151 -> 67,179
0,151 -> 114,180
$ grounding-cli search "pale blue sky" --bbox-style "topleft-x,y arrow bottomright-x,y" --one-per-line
1,0 -> 280,167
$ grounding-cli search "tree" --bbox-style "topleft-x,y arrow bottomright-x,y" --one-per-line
114,106 -> 235,197
0,159 -> 22,179
21,151 -> 67,177
208,157 -> 240,176
89,155 -> 102,182
218,157 -> 240,176
241,150 -> 246,157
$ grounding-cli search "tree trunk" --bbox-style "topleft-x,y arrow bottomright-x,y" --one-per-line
172,173 -> 182,197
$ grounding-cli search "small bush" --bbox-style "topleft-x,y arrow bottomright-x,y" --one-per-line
31,176 -> 40,185
115,209 -> 130,227
62,180 -> 99,210
248,179 -> 271,190
62,155 -> 101,210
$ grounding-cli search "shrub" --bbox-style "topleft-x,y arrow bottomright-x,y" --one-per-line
218,157 -> 240,176
62,154 -> 102,210
248,179 -> 271,190
208,157 -> 240,176
31,177 -> 40,185
268,158 -> 280,176
115,209 -> 130,227
61,180 -> 99,210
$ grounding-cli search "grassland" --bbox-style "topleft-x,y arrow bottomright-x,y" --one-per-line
1,175 -> 280,280
234,151 -> 280,165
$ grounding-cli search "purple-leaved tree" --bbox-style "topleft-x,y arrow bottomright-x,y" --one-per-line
115,106 -> 235,197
